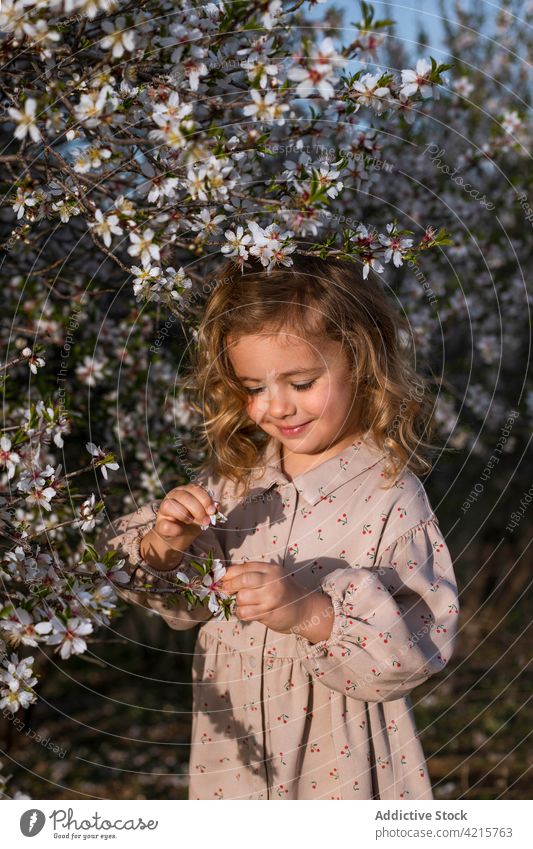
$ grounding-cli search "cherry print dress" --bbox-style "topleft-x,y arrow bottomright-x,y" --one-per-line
96,430 -> 459,800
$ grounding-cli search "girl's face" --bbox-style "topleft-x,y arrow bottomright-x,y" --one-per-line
227,330 -> 361,458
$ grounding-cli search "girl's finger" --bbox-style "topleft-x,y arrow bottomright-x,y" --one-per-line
220,565 -> 246,584
158,500 -> 195,525
161,492 -> 212,527
235,605 -> 270,622
222,571 -> 266,594
223,561 -> 270,582
170,484 -> 218,517
234,586 -> 268,606
155,518 -> 185,538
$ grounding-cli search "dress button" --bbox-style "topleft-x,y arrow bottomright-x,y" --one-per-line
249,657 -> 257,668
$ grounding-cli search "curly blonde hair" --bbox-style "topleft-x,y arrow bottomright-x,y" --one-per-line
180,254 -> 440,500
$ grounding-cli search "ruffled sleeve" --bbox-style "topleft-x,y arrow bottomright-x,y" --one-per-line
294,517 -> 459,702
95,473 -> 227,631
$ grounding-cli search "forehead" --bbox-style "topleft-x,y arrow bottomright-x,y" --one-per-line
227,331 -> 342,376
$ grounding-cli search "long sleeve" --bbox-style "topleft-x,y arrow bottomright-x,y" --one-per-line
95,477 -> 227,631
294,517 -> 459,702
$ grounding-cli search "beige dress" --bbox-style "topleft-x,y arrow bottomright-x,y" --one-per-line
97,432 -> 459,800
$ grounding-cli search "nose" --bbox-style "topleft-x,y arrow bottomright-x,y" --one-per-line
259,383 -> 297,420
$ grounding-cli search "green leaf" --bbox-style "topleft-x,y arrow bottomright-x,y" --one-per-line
190,559 -> 207,576
0,603 -> 16,619
84,543 -> 100,561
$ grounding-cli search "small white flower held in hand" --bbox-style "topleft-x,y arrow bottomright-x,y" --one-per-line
196,558 -> 234,619
200,499 -> 228,531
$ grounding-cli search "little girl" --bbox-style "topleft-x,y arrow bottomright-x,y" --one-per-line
98,254 -> 459,801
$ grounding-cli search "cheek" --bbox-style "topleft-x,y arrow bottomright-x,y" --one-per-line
246,397 -> 263,421
314,384 -> 350,416
306,386 -> 333,415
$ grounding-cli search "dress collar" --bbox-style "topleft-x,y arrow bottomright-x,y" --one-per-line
249,430 -> 389,507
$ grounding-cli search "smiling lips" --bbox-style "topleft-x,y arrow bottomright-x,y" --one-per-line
278,420 -> 312,435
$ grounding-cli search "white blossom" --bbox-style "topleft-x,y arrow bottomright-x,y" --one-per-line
94,558 -> 131,585
0,653 -> 38,713
88,209 -> 123,247
74,90 -> 112,128
351,73 -> 391,115
501,110 -> 522,136
149,92 -> 195,149
379,224 -> 414,267
164,266 -> 193,300
99,16 -> 136,58
247,221 -> 296,272
197,559 -> 230,617
139,160 -> 179,204
12,187 -> 38,219
287,37 -> 345,100
453,76 -> 475,98
76,355 -> 106,387
51,197 -> 81,224
127,228 -> 160,264
21,347 -> 45,374
243,89 -> 289,125
400,58 -> 435,100
86,443 -> 119,479
221,226 -> 252,259
45,616 -> 94,660
76,494 -> 98,532
7,98 -> 41,143
351,224 -> 385,279
0,437 -> 20,480
316,159 -> 345,199
1,609 -> 52,648
199,501 -> 228,531
186,166 -> 209,202
189,207 -> 226,235
239,36 -> 280,88
131,263 -> 161,301
261,0 -> 284,30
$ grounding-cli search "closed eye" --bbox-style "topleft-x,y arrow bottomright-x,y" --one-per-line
243,379 -> 317,396
292,379 -> 317,392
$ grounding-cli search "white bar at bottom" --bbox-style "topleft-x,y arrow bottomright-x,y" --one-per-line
2,799 -> 529,848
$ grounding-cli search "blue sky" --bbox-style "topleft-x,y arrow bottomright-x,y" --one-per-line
304,0 -> 455,77
361,0 -> 449,56
326,0 -> 497,64
332,0 -> 499,62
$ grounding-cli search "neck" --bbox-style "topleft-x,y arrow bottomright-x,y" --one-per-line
281,430 -> 363,479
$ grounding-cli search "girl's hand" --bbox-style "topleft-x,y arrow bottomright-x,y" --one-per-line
220,561 -> 311,635
155,484 -> 219,548
140,485 -> 219,569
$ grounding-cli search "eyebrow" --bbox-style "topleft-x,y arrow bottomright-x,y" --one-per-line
237,367 -> 321,382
